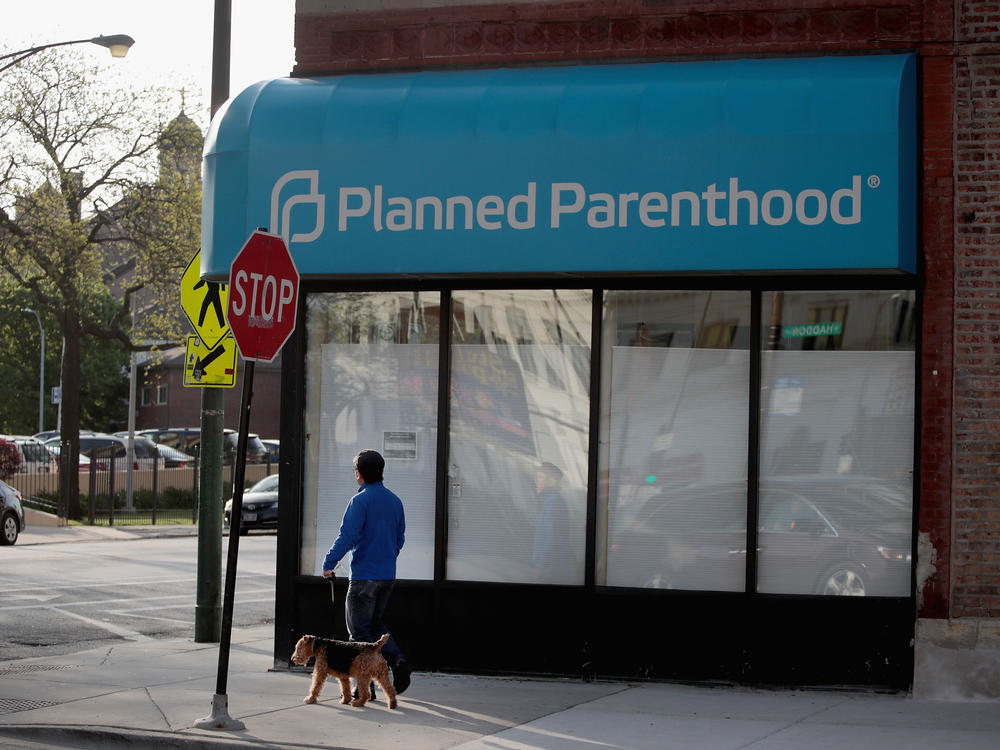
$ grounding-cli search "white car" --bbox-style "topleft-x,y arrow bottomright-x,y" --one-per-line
42,440 -> 93,472
0,435 -> 56,473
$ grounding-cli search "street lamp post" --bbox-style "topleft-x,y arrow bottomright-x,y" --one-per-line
0,34 -> 135,75
22,308 -> 45,434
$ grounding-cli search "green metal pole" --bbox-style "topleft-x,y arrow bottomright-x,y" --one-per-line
194,0 -> 230,645
195,387 -> 224,641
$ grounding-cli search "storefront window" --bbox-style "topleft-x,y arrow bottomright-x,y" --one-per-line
446,290 -> 591,584
300,291 -> 441,580
598,291 -> 751,590
296,285 -> 915,597
757,290 -> 915,596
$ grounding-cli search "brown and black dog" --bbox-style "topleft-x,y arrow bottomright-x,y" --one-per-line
291,633 -> 397,708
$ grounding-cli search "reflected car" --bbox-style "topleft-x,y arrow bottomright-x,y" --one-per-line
156,443 -> 194,468
607,476 -> 912,597
224,473 -> 279,534
1,478 -> 25,545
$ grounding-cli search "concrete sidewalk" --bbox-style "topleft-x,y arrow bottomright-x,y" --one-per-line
8,524 -> 1000,749
16,521 -> 206,545
2,622 -> 1000,750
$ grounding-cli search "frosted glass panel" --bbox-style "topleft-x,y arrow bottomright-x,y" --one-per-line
301,292 -> 439,580
447,290 -> 591,585
599,291 -> 750,591
758,290 -> 914,596
313,344 -> 437,580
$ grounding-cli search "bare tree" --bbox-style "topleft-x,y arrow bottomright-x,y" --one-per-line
0,48 -> 201,518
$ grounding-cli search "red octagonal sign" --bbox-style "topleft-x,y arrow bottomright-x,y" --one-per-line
227,230 -> 300,362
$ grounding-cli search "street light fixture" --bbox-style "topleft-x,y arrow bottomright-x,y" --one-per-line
0,34 -> 135,75
22,308 -> 45,435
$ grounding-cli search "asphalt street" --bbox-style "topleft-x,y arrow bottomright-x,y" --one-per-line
0,533 -> 276,662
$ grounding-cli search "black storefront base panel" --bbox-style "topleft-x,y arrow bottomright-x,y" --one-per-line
285,578 -> 914,691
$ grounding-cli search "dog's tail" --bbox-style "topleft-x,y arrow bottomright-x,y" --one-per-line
373,633 -> 390,652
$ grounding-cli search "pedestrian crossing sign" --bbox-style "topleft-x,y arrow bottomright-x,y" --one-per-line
180,250 -> 229,350
183,335 -> 237,388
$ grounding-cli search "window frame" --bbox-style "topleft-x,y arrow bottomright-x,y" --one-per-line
294,276 -> 917,599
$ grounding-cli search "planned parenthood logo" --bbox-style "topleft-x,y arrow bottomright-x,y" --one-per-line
271,170 -> 878,245
270,170 -> 325,246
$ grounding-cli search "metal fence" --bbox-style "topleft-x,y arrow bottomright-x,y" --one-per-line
13,448 -> 277,526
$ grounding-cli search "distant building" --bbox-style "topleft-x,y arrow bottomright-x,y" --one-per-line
129,110 -> 282,437
135,346 -> 281,437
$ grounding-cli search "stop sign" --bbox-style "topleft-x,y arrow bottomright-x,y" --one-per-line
227,230 -> 300,362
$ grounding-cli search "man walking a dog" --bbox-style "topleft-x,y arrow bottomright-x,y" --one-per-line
323,449 -> 412,695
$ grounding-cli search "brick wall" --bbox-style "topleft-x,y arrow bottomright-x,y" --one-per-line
952,3 -> 1000,618
293,0 -> 982,620
295,1 -> 925,73
136,360 -> 283,438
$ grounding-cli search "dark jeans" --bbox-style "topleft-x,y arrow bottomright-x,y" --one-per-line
345,579 -> 403,668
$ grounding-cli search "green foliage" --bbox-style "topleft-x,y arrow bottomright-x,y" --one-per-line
0,282 -> 129,433
0,47 -> 203,516
130,486 -> 196,510
73,487 -> 194,510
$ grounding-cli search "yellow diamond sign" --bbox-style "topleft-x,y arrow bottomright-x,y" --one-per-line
180,250 -> 229,350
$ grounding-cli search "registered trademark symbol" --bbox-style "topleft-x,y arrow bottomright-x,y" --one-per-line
867,175 -> 880,188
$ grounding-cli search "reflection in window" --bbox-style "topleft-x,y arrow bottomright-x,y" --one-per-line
447,290 -> 591,585
758,290 -> 914,596
301,292 -> 441,580
598,291 -> 751,591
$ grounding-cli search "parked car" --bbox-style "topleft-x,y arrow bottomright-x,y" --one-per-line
31,430 -> 62,442
156,443 -> 194,468
1,478 -> 25,545
71,433 -> 164,471
224,473 -> 279,534
223,430 -> 268,465
0,435 -> 56,473
261,439 -> 279,463
607,476 -> 912,597
136,428 -> 201,455
42,440 -> 93,471
109,433 -> 175,469
138,427 -> 268,465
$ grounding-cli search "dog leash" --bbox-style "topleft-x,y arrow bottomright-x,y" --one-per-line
327,574 -> 336,621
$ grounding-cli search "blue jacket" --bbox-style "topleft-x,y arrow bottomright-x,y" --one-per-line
323,481 -> 405,580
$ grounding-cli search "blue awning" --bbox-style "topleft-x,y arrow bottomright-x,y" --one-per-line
202,54 -> 916,279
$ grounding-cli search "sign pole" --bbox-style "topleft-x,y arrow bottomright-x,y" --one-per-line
195,359 -> 252,730
194,394 -> 224,643
196,221 -> 298,729
193,0 -> 241,731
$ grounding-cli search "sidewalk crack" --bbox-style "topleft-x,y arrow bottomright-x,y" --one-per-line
735,694 -> 853,749
145,687 -> 172,730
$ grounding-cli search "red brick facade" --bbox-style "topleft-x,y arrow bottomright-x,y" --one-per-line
953,3 -> 1000,618
295,2 -> 923,72
292,1 -> 999,623
136,354 -> 282,438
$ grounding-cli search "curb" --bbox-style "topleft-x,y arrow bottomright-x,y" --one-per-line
15,527 -> 247,546
0,724 -> 333,750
